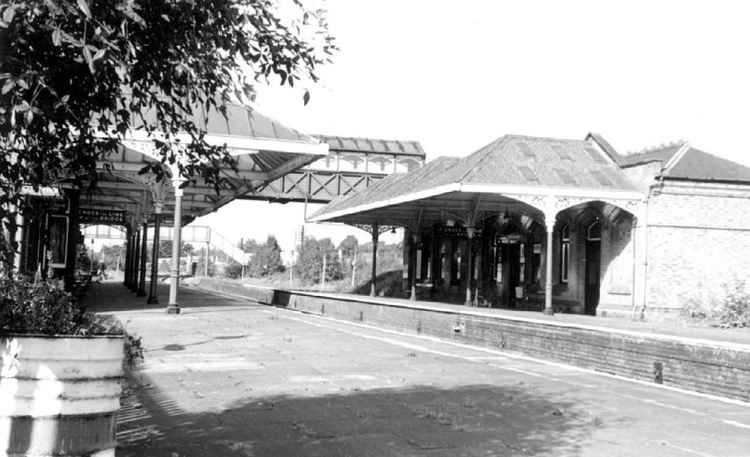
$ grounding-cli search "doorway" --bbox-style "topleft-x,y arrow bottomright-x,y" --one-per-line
499,242 -> 521,307
584,220 -> 601,315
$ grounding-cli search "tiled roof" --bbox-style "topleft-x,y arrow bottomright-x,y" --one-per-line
317,156 -> 460,216
312,134 -> 639,220
618,143 -> 682,167
453,135 -> 636,190
666,148 -> 750,183
315,135 -> 425,157
133,100 -> 318,143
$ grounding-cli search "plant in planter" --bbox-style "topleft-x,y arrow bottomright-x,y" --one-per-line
0,276 -> 142,457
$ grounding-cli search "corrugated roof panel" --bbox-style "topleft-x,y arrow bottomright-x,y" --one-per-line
354,138 -> 371,151
205,107 -> 230,135
385,140 -> 402,153
247,112 -> 277,139
226,105 -> 251,136
340,138 -> 358,150
517,141 -> 536,158
368,139 -> 387,153
518,166 -> 539,182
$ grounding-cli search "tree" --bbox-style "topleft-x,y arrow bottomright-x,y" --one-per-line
0,0 -> 336,270
295,236 -> 342,284
157,240 -> 193,258
250,235 -> 284,277
99,244 -> 124,270
338,235 -> 358,258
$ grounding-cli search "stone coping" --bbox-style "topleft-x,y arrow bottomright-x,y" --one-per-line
277,289 -> 750,353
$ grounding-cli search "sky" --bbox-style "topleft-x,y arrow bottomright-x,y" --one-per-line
192,0 -> 750,258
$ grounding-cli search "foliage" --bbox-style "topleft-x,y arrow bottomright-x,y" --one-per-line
681,278 -> 750,328
99,244 -> 124,271
294,236 -> 343,284
338,235 -> 358,258
717,279 -> 750,328
123,333 -> 144,368
223,260 -> 243,279
243,235 -> 284,277
0,0 -> 336,269
352,241 -> 403,284
0,276 -> 116,335
158,240 -> 194,258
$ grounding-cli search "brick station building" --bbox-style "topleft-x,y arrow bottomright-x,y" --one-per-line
310,133 -> 750,318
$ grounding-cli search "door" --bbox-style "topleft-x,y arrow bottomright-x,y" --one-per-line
584,221 -> 602,315
500,243 -> 520,307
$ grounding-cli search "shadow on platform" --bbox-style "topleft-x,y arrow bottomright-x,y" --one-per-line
117,371 -> 595,457
83,282 -> 255,313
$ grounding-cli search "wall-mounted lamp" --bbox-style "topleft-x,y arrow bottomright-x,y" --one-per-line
445,219 -> 455,227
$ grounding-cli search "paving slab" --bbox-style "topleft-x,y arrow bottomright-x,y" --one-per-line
87,283 -> 750,457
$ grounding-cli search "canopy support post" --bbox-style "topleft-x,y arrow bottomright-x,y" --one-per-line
464,227 -> 475,306
370,223 -> 379,297
543,209 -> 557,316
147,203 -> 162,304
137,220 -> 148,297
410,232 -> 419,301
167,178 -> 185,314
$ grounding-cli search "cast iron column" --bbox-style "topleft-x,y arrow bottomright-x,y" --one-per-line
147,204 -> 162,304
464,227 -> 475,306
167,178 -> 185,314
123,227 -> 132,287
544,223 -> 554,315
410,232 -> 418,301
130,227 -> 141,292
370,223 -> 379,297
137,220 -> 148,296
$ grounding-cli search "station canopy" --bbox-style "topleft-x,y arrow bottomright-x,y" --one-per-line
80,101 -> 328,226
309,134 -> 644,227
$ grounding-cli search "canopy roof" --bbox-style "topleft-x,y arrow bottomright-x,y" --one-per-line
78,103 -> 327,226
310,134 -> 643,226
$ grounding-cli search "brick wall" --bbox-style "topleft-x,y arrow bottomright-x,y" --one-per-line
644,181 -> 750,314
221,285 -> 750,402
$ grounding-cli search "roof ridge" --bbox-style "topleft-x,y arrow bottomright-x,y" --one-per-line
625,140 -> 686,156
503,133 -> 586,143
456,135 -> 509,183
314,133 -> 423,145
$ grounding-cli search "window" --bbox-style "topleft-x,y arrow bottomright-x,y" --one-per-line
560,224 -> 570,283
587,220 -> 601,241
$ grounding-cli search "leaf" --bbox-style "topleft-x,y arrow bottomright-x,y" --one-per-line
83,46 -> 95,73
1,79 -> 14,95
77,0 -> 92,19
303,90 -> 310,106
92,48 -> 106,61
2,6 -> 15,24
51,29 -> 62,46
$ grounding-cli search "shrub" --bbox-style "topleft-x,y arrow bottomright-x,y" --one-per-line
0,276 -> 121,336
718,279 -> 750,328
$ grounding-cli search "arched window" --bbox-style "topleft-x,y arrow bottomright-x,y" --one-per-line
587,220 -> 601,241
559,224 -> 570,283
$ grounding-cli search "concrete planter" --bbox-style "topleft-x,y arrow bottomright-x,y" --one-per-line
0,334 -> 124,457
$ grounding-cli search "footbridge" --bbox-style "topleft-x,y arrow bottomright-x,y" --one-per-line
241,135 -> 426,204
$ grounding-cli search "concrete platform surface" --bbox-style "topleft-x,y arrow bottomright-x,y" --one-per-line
88,284 -> 750,457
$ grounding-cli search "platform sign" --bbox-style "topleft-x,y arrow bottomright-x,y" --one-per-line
79,208 -> 126,225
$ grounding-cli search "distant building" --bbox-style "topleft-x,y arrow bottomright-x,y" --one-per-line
311,133 -> 750,318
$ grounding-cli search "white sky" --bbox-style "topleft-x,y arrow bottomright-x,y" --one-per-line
193,0 -> 750,256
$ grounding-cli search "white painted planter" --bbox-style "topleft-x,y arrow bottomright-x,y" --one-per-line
0,334 -> 124,457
